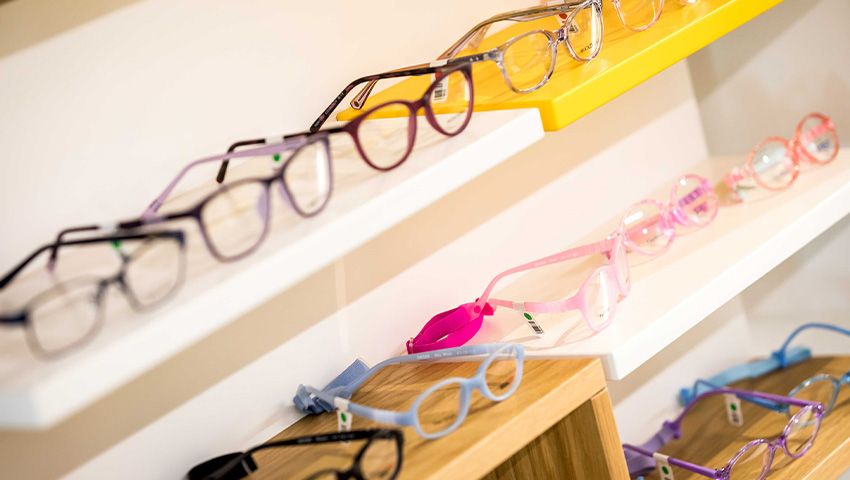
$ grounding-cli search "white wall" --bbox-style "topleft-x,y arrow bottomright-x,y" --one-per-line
0,0 -> 528,270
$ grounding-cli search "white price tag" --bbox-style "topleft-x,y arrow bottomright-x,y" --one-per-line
724,393 -> 743,427
654,453 -> 674,480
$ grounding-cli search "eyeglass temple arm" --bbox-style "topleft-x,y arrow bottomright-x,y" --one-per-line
143,139 -> 310,219
774,323 -> 850,366
474,239 -> 610,311
350,3 -> 571,110
250,429 -> 386,452
339,343 -> 510,396
622,444 -> 718,479
310,63 -> 445,133
0,243 -> 60,289
678,347 -> 812,406
215,139 -> 267,184
672,387 -> 815,432
3,229 -> 184,289
303,386 -> 413,427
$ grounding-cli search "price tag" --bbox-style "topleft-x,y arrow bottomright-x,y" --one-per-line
654,453 -> 674,480
724,394 -> 743,426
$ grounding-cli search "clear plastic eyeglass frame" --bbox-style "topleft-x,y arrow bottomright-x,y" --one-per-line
623,388 -> 825,480
680,323 -> 850,419
724,113 -> 839,201
296,343 -> 524,439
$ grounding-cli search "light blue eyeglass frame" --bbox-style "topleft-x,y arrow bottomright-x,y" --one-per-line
301,342 -> 524,439
679,323 -> 850,418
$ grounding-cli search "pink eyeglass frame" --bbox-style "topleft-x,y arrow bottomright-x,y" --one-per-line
473,230 -> 632,334
405,175 -> 717,354
724,113 -> 838,199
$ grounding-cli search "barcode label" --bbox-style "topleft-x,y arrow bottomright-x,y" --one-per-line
523,312 -> 545,335
432,75 -> 448,103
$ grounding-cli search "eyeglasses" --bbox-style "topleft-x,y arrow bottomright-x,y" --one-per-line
350,0 -> 687,110
186,429 -> 403,480
680,323 -> 850,419
223,62 -> 474,180
294,343 -> 524,439
612,174 -> 718,256
0,230 -> 186,358
406,175 -> 716,354
623,388 -> 824,480
724,113 -> 839,201
52,67 -> 473,263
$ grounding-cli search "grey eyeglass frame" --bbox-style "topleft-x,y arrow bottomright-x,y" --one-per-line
350,1 -> 605,112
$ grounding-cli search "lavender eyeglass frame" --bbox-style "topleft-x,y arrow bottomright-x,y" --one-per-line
216,63 -> 474,188
52,67 -> 474,263
0,230 -> 187,358
50,137 -> 333,263
623,388 -> 825,479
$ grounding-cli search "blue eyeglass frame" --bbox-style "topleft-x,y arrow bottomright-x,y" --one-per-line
296,342 -> 524,439
679,323 -> 850,417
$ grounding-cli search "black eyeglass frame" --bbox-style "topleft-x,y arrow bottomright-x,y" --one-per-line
186,429 -> 404,480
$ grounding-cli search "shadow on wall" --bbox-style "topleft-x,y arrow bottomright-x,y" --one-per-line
0,0 -> 145,59
688,0 -> 850,155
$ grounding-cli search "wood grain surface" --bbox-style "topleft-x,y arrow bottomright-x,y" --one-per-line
637,356 -> 850,480
236,357 -> 628,479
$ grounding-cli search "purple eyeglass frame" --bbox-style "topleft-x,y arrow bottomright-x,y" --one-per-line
49,65 -> 474,264
215,63 -> 473,187
623,388 -> 825,479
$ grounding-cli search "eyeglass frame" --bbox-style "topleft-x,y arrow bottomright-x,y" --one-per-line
295,343 -> 524,439
0,229 -> 187,358
623,387 -> 825,479
724,113 -> 839,201
351,0 -> 606,112
186,429 -> 404,480
679,323 -> 850,418
406,175 -> 716,354
219,63 -> 475,185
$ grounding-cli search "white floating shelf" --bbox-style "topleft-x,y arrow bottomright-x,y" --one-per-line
474,149 -> 850,380
0,109 -> 544,429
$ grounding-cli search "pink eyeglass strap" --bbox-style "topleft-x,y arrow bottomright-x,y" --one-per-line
406,302 -> 494,354
407,239 -> 611,353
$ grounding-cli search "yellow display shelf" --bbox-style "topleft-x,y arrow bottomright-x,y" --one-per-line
338,0 -> 783,131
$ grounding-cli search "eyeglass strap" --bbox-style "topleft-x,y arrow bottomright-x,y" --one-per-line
293,359 -> 370,414
406,302 -> 494,354
623,421 -> 680,476
677,346 -> 811,406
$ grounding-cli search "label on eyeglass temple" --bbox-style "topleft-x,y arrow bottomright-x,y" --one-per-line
525,314 -> 545,335
653,453 -> 674,480
431,75 -> 449,103
724,394 -> 743,427
337,410 -> 352,444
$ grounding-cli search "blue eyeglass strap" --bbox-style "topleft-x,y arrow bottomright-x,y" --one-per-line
773,322 -> 850,367
294,359 -> 370,414
677,346 -> 811,406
